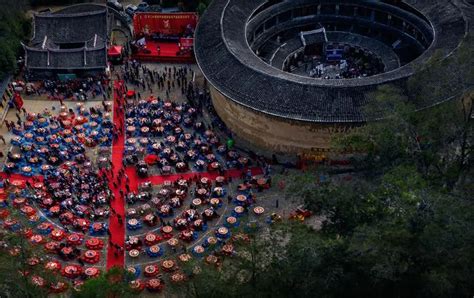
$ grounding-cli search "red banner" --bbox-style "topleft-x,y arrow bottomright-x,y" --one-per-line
179,38 -> 194,48
133,13 -> 198,36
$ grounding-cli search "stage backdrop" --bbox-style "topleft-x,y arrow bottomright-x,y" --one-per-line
133,12 -> 198,36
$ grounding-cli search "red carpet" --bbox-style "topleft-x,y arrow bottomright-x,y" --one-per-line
133,41 -> 194,63
106,81 -> 127,269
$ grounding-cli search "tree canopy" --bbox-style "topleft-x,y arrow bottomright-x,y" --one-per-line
0,0 -> 30,79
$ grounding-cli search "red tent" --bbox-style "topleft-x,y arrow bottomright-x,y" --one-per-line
108,46 -> 123,57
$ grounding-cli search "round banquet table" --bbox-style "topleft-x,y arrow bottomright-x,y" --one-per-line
30,235 -> 45,244
145,233 -> 161,246
253,206 -> 265,215
216,227 -> 230,239
127,218 -> 142,231
91,222 -> 106,234
42,198 -> 53,208
129,279 -> 145,292
206,254 -> 219,266
50,228 -> 66,241
74,218 -> 90,230
45,260 -> 62,271
44,241 -> 60,253
146,245 -> 163,258
60,246 -> 76,259
27,257 -> 40,266
225,216 -> 239,228
167,237 -> 179,247
193,219 -> 205,231
204,236 -> 218,247
222,243 -> 234,255
146,278 -> 164,292
215,176 -> 226,185
142,212 -> 155,226
161,259 -> 175,272
192,245 -> 205,257
159,205 -> 171,216
20,205 -> 36,216
144,264 -> 159,277
178,253 -> 192,263
161,225 -> 173,237
139,138 -> 149,146
49,281 -> 68,293
233,206 -> 246,217
12,179 -> 26,189
236,194 -> 247,205
209,162 -> 220,171
13,197 -> 26,207
195,159 -> 205,168
210,198 -> 221,208
192,198 -> 202,207
82,250 -> 100,264
37,222 -> 53,235
171,272 -> 185,283
50,205 -> 61,216
202,208 -> 214,220
196,188 -> 207,198
86,238 -> 104,250
174,188 -> 185,198
127,126 -> 136,135
127,266 -> 141,278
84,267 -> 100,278
179,230 -> 194,242
66,233 -> 83,246
62,264 -> 82,278
129,249 -> 140,258
34,182 -> 44,189
31,275 -> 45,288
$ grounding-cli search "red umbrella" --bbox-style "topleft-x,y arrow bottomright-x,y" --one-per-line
144,154 -> 159,165
126,90 -> 136,98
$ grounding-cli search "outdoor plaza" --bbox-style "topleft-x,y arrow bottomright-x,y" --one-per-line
0,62 -> 291,294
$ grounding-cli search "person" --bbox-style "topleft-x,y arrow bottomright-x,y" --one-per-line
117,215 -> 123,225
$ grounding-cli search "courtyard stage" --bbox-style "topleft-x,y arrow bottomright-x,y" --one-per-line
132,41 -> 194,63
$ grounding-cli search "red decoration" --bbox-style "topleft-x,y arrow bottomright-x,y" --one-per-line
133,13 -> 198,36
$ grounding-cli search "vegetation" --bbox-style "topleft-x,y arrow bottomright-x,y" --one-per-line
0,209 -> 65,298
72,267 -> 135,298
0,0 -> 30,79
166,36 -> 473,298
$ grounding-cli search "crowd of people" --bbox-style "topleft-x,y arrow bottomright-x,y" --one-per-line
4,102 -> 116,176
121,60 -> 193,99
22,75 -> 111,101
0,56 -> 282,293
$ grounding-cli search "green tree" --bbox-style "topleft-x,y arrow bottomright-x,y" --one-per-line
72,267 -> 135,298
196,2 -> 207,16
0,0 -> 30,78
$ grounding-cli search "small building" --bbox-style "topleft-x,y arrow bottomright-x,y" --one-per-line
23,4 -> 111,78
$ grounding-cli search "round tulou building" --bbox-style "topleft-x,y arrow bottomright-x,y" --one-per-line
195,0 -> 473,154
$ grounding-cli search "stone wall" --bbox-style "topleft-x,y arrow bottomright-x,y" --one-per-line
211,86 -> 355,154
